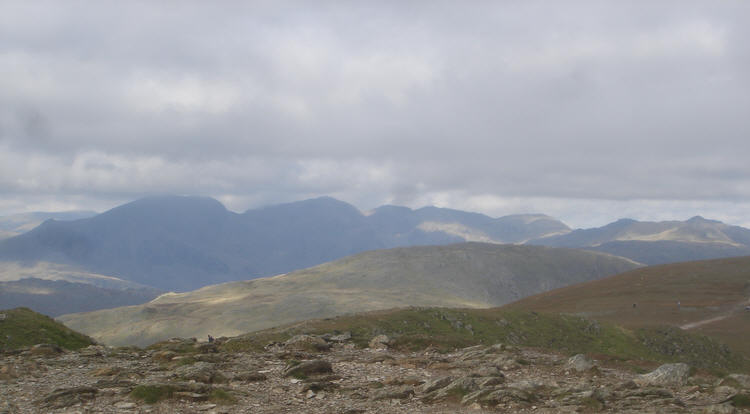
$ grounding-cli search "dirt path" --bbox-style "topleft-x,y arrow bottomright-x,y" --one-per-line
680,298 -> 750,330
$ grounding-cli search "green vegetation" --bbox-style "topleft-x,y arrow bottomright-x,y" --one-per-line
732,393 -> 750,408
0,307 -> 94,351
209,389 -> 236,405
221,307 -> 748,372
130,384 -> 176,404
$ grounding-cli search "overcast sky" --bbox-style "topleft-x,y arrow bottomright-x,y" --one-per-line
1,1 -> 749,228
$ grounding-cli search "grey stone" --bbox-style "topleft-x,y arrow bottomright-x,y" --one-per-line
566,354 -> 595,372
635,363 -> 691,387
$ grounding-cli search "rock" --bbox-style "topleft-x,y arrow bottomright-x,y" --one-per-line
233,371 -> 267,382
635,363 -> 691,387
329,332 -> 352,342
174,391 -> 209,402
566,354 -> 595,372
713,385 -> 738,401
476,376 -> 505,387
283,359 -> 333,378
114,401 -> 137,409
284,335 -> 330,352
621,387 -> 674,399
725,374 -> 750,389
40,386 -> 97,408
175,361 -> 228,384
371,386 -> 415,401
423,377 -> 479,403
472,388 -> 535,406
418,376 -> 453,393
29,343 -> 63,357
369,334 -> 391,349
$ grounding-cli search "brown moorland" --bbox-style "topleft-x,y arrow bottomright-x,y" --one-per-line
503,256 -> 750,356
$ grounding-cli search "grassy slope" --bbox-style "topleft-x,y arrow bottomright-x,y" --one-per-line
60,243 -> 639,347
222,307 -> 746,374
0,307 -> 94,350
503,256 -> 750,356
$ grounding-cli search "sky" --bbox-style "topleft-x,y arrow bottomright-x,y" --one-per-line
1,1 -> 749,228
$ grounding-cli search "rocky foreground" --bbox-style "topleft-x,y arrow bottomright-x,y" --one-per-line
1,334 -> 749,413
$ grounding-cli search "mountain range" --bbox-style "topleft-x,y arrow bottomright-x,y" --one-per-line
530,216 -> 750,265
58,242 -> 639,346
2,195 -> 750,315
0,196 -> 569,291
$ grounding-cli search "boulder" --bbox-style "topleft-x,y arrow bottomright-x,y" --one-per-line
371,386 -> 415,401
635,363 -> 691,387
725,374 -> 750,389
566,354 -> 595,372
418,376 -> 453,394
422,377 -> 479,403
369,335 -> 391,349
40,386 -> 97,408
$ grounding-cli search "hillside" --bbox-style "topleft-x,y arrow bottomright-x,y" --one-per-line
59,243 -> 639,346
0,307 -> 94,351
0,196 -> 569,291
0,278 -> 161,317
4,311 -> 749,413
0,211 -> 96,240
530,216 -> 750,265
503,256 -> 750,356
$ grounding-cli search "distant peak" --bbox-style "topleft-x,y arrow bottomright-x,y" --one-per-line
687,215 -> 721,224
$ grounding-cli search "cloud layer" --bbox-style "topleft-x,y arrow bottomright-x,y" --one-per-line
1,1 -> 749,227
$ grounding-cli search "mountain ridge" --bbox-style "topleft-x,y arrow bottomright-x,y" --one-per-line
0,196 -> 570,291
58,242 -> 640,346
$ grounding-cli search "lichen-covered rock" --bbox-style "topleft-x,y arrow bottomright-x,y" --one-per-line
725,374 -> 750,389
422,377 -> 479,403
40,386 -> 97,408
635,363 -> 691,387
418,376 -> 453,393
371,386 -> 414,401
329,332 -> 352,342
566,354 -> 595,372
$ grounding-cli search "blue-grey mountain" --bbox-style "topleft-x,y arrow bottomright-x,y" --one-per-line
529,216 -> 750,265
0,196 -> 569,291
